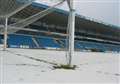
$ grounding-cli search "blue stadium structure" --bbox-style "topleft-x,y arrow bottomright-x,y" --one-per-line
0,1 -> 120,52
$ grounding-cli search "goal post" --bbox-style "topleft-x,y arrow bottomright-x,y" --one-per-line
67,0 -> 75,66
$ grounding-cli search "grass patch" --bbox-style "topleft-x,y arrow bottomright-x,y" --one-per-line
53,64 -> 77,70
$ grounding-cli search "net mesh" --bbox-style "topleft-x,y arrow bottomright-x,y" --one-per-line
0,0 -> 34,17
10,0 -> 65,28
0,0 -> 65,34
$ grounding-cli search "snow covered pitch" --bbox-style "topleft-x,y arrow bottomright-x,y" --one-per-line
0,46 -> 120,84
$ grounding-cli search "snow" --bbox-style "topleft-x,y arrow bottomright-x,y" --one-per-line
0,46 -> 120,84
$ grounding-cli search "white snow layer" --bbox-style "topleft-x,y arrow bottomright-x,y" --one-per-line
0,47 -> 120,84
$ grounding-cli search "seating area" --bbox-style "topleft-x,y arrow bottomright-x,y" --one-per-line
35,37 -> 61,48
75,41 -> 120,52
0,35 -> 3,44
0,34 -> 120,52
7,35 -> 36,48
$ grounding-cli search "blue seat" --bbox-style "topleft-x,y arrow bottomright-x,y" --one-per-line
7,34 -> 36,48
36,37 -> 61,48
4,34 -> 120,52
0,35 -> 3,44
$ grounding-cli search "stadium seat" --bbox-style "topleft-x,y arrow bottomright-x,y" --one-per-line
0,35 -> 3,44
3,34 -> 120,52
35,36 -> 61,48
7,34 -> 36,48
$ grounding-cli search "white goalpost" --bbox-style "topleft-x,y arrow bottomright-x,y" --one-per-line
1,0 -> 76,67
50,0 -> 76,67
39,0 -> 76,66
66,0 -> 75,66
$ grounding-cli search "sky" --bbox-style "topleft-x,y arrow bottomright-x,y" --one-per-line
35,0 -> 120,26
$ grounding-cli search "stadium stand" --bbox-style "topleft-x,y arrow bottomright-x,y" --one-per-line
7,34 -> 36,48
0,1 -> 120,52
0,34 -> 120,52
0,35 -> 3,44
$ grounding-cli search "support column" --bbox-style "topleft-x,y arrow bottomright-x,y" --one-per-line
67,0 -> 75,66
3,18 -> 8,51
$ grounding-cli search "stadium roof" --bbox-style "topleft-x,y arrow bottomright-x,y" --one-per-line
0,1 -> 120,43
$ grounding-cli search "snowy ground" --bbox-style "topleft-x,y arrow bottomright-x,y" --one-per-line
0,46 -> 120,84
